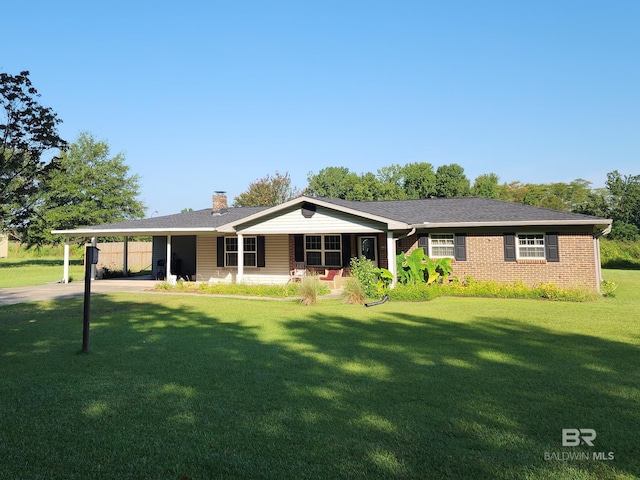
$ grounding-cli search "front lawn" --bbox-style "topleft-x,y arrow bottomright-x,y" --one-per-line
0,257 -> 84,288
0,270 -> 638,479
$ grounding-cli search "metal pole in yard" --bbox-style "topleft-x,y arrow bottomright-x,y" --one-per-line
82,244 -> 92,354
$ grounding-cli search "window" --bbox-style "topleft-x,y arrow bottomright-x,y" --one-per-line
225,236 -> 257,267
430,234 -> 455,257
305,234 -> 342,267
517,234 -> 545,259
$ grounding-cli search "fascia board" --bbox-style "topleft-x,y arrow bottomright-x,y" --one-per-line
51,227 -> 218,236
414,219 -> 614,229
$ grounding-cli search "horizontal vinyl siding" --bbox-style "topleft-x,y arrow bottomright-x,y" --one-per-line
243,234 -> 290,284
238,206 -> 384,234
196,234 -> 290,284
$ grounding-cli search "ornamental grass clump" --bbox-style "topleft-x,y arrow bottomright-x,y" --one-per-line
299,274 -> 321,305
341,278 -> 367,304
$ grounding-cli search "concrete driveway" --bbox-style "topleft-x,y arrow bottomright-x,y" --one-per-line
0,278 -> 160,306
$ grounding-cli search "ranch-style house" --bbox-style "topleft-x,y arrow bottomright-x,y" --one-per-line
53,193 -> 613,292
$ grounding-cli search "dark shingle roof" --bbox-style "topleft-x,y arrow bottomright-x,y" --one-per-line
320,197 -> 609,225
72,206 -> 269,231
55,196 -> 610,235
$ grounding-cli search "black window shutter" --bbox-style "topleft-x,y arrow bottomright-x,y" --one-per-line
294,234 -> 304,263
418,235 -> 428,254
454,234 -> 467,261
545,233 -> 560,262
341,234 -> 352,267
257,236 -> 266,267
504,233 -> 516,262
216,236 -> 225,267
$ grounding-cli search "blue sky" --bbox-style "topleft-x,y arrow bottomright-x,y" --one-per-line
4,1 -> 639,216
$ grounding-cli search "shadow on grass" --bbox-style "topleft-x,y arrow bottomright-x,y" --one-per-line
602,260 -> 640,270
1,296 -> 638,479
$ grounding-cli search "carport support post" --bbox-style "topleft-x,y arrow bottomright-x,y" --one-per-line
123,236 -> 129,277
166,235 -> 172,281
63,237 -> 70,284
82,244 -> 92,354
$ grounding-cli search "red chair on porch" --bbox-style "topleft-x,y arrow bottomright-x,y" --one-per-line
319,268 -> 343,288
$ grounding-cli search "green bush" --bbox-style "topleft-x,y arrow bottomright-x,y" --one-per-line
609,222 -> 640,242
600,239 -> 640,269
156,281 -> 308,297
349,256 -> 379,297
388,278 -> 599,302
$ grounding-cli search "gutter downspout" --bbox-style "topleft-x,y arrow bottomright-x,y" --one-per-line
594,224 -> 612,293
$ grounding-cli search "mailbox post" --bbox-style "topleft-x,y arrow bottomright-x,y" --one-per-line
82,245 -> 100,353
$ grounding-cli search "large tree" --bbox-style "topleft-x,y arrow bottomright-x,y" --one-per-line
305,166 -> 360,199
233,171 -> 300,207
471,173 -> 500,198
1,71 -> 67,237
434,163 -> 471,197
26,131 -> 145,244
401,162 -> 437,199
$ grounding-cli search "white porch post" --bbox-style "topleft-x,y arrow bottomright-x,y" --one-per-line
123,236 -> 129,277
237,233 -> 244,283
63,237 -> 70,284
166,235 -> 172,281
90,237 -> 97,280
387,231 -> 397,289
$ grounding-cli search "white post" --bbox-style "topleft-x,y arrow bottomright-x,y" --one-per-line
166,235 -> 172,282
63,237 -> 70,284
387,231 -> 397,289
237,233 -> 244,283
90,237 -> 97,280
123,236 -> 129,277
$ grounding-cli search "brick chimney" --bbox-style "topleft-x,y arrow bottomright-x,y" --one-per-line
212,191 -> 228,214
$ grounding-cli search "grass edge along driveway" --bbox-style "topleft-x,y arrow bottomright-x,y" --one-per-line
0,269 -> 638,479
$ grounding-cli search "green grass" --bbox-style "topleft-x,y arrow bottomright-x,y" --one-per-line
0,257 -> 85,287
0,270 -> 639,479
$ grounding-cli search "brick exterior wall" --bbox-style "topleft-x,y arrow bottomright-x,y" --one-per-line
288,229 -> 600,291
402,230 -> 599,291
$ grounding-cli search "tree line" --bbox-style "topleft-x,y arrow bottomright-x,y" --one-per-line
3,70 -> 639,246
235,167 -> 640,241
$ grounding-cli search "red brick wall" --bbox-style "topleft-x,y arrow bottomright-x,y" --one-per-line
401,231 -> 599,291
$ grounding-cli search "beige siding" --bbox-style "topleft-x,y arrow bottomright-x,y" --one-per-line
196,234 -> 291,284
244,234 -> 290,284
238,205 -> 384,234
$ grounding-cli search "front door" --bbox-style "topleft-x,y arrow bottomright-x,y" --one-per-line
358,236 -> 378,267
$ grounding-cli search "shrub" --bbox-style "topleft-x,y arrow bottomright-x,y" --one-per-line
600,238 -> 640,269
156,281 -> 308,298
388,283 -> 440,301
349,256 -> 379,297
600,280 -> 618,298
389,278 -> 599,302
609,222 -> 640,242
